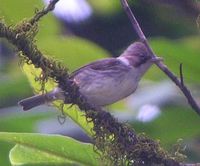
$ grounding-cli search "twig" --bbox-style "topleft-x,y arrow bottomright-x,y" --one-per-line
180,163 -> 200,166
180,63 -> 184,86
120,0 -> 200,116
30,0 -> 59,25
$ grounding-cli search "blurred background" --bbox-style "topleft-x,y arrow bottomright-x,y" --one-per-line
0,0 -> 200,165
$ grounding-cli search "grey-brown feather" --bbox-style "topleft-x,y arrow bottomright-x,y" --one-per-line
18,94 -> 47,111
68,42 -> 152,106
18,88 -> 65,111
70,59 -> 142,106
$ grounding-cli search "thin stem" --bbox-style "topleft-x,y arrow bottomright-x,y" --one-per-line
30,0 -> 59,25
180,63 -> 184,86
120,0 -> 200,116
180,163 -> 200,166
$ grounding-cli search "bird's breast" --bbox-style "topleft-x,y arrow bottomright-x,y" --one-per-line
76,67 -> 140,106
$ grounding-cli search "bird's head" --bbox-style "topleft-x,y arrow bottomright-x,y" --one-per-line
120,42 -> 152,67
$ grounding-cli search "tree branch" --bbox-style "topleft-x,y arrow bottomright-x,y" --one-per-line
120,0 -> 200,116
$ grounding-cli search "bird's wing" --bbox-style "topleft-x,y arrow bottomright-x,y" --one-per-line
69,58 -> 124,78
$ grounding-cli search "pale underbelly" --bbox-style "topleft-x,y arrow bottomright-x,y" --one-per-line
79,76 -> 138,106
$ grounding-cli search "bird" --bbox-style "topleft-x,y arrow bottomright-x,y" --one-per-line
18,42 -> 161,111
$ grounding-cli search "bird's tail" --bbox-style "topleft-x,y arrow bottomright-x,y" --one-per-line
18,94 -> 47,111
18,88 -> 65,111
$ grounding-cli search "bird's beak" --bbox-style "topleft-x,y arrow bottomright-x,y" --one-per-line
150,57 -> 163,63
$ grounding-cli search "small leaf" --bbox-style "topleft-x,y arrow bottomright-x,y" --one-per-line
10,145 -> 74,166
0,132 -> 99,166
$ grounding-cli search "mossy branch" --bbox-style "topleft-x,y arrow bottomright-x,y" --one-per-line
0,0 -> 198,165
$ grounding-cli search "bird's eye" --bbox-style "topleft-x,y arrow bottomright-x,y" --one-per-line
140,54 -> 146,60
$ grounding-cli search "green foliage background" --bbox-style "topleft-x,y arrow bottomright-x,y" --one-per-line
0,0 -> 200,165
